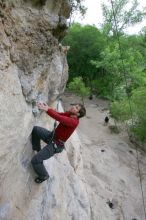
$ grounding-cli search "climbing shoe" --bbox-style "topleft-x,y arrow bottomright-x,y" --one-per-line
35,176 -> 49,184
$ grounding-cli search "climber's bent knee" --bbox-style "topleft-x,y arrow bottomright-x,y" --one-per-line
32,126 -> 39,134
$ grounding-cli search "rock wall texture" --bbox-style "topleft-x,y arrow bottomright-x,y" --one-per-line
1,1 -> 145,220
0,0 -> 70,104
0,1 -> 91,220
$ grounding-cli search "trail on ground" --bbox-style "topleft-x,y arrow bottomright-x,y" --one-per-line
62,93 -> 146,220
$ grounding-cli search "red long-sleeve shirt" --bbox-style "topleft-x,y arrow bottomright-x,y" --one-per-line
47,108 -> 79,142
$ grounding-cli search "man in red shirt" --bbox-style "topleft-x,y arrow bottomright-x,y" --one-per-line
31,102 -> 86,183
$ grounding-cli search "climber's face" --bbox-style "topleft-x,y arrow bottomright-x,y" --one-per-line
69,104 -> 81,117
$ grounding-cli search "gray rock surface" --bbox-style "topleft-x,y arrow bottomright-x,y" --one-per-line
62,93 -> 146,220
0,0 -> 69,104
0,1 -> 91,220
1,1 -> 146,220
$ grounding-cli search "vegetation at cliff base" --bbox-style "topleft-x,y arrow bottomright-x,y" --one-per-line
63,0 -> 146,143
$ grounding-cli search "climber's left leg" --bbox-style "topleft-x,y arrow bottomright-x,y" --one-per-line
31,126 -> 52,152
31,142 -> 55,183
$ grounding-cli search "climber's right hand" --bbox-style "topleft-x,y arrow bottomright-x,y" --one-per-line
37,102 -> 49,112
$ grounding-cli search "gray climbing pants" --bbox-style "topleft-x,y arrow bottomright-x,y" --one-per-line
31,126 -> 64,179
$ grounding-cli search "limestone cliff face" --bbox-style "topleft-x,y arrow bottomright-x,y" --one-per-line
0,0 -> 70,103
0,1 -> 90,220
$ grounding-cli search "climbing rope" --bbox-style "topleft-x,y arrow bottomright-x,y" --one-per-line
32,45 -> 67,140
110,0 -> 146,218
51,49 -> 67,139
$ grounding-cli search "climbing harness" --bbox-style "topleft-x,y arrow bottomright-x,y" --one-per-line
110,0 -> 146,218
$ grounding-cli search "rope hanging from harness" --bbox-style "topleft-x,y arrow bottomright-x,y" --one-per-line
51,51 -> 67,141
51,99 -> 60,141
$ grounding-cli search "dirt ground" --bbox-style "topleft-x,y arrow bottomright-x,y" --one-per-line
61,92 -> 146,220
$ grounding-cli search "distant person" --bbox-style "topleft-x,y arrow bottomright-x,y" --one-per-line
104,116 -> 109,125
89,94 -> 93,100
31,102 -> 86,183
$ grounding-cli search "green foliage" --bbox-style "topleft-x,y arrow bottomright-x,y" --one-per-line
132,88 -> 146,121
91,78 -> 115,100
110,99 -> 132,121
68,77 -> 90,100
69,0 -> 87,24
131,88 -> 146,141
62,2 -> 146,143
102,0 -> 146,36
110,87 -> 146,142
62,23 -> 106,83
91,34 -> 146,99
131,123 -> 146,142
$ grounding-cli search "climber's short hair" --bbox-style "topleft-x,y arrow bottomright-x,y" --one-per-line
78,104 -> 86,118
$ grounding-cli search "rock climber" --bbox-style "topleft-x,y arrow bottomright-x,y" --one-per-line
31,102 -> 86,183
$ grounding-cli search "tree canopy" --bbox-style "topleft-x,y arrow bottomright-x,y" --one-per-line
63,0 -> 146,143
63,23 -> 106,83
